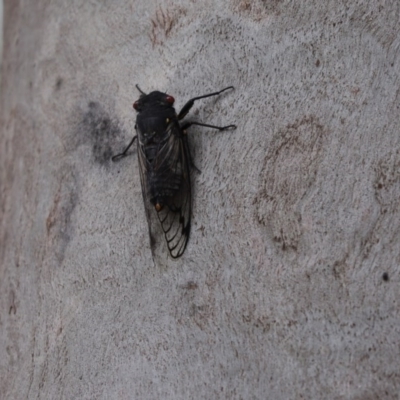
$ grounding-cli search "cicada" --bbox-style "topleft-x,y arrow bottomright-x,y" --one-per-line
112,85 -> 235,258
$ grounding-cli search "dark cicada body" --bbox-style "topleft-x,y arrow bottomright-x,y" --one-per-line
112,85 -> 235,258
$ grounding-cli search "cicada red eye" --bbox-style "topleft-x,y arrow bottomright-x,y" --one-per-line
166,95 -> 175,105
133,100 -> 139,110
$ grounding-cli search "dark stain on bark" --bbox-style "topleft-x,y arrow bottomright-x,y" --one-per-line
81,101 -> 122,165
55,77 -> 63,91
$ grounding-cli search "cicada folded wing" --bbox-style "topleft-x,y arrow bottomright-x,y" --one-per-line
137,121 -> 191,259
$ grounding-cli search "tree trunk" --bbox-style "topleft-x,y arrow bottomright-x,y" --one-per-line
1,1 -> 399,398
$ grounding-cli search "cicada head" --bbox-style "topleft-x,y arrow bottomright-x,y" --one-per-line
133,87 -> 175,113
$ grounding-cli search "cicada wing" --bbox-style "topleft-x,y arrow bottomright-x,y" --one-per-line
155,135 -> 191,258
137,137 -> 166,260
137,122 -> 191,259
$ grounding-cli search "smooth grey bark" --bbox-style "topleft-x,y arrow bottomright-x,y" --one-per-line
1,1 -> 399,399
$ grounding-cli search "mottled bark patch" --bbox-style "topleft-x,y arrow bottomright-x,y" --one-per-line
232,0 -> 283,20
373,151 -> 400,213
256,116 -> 325,251
149,4 -> 187,47
46,171 -> 79,264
